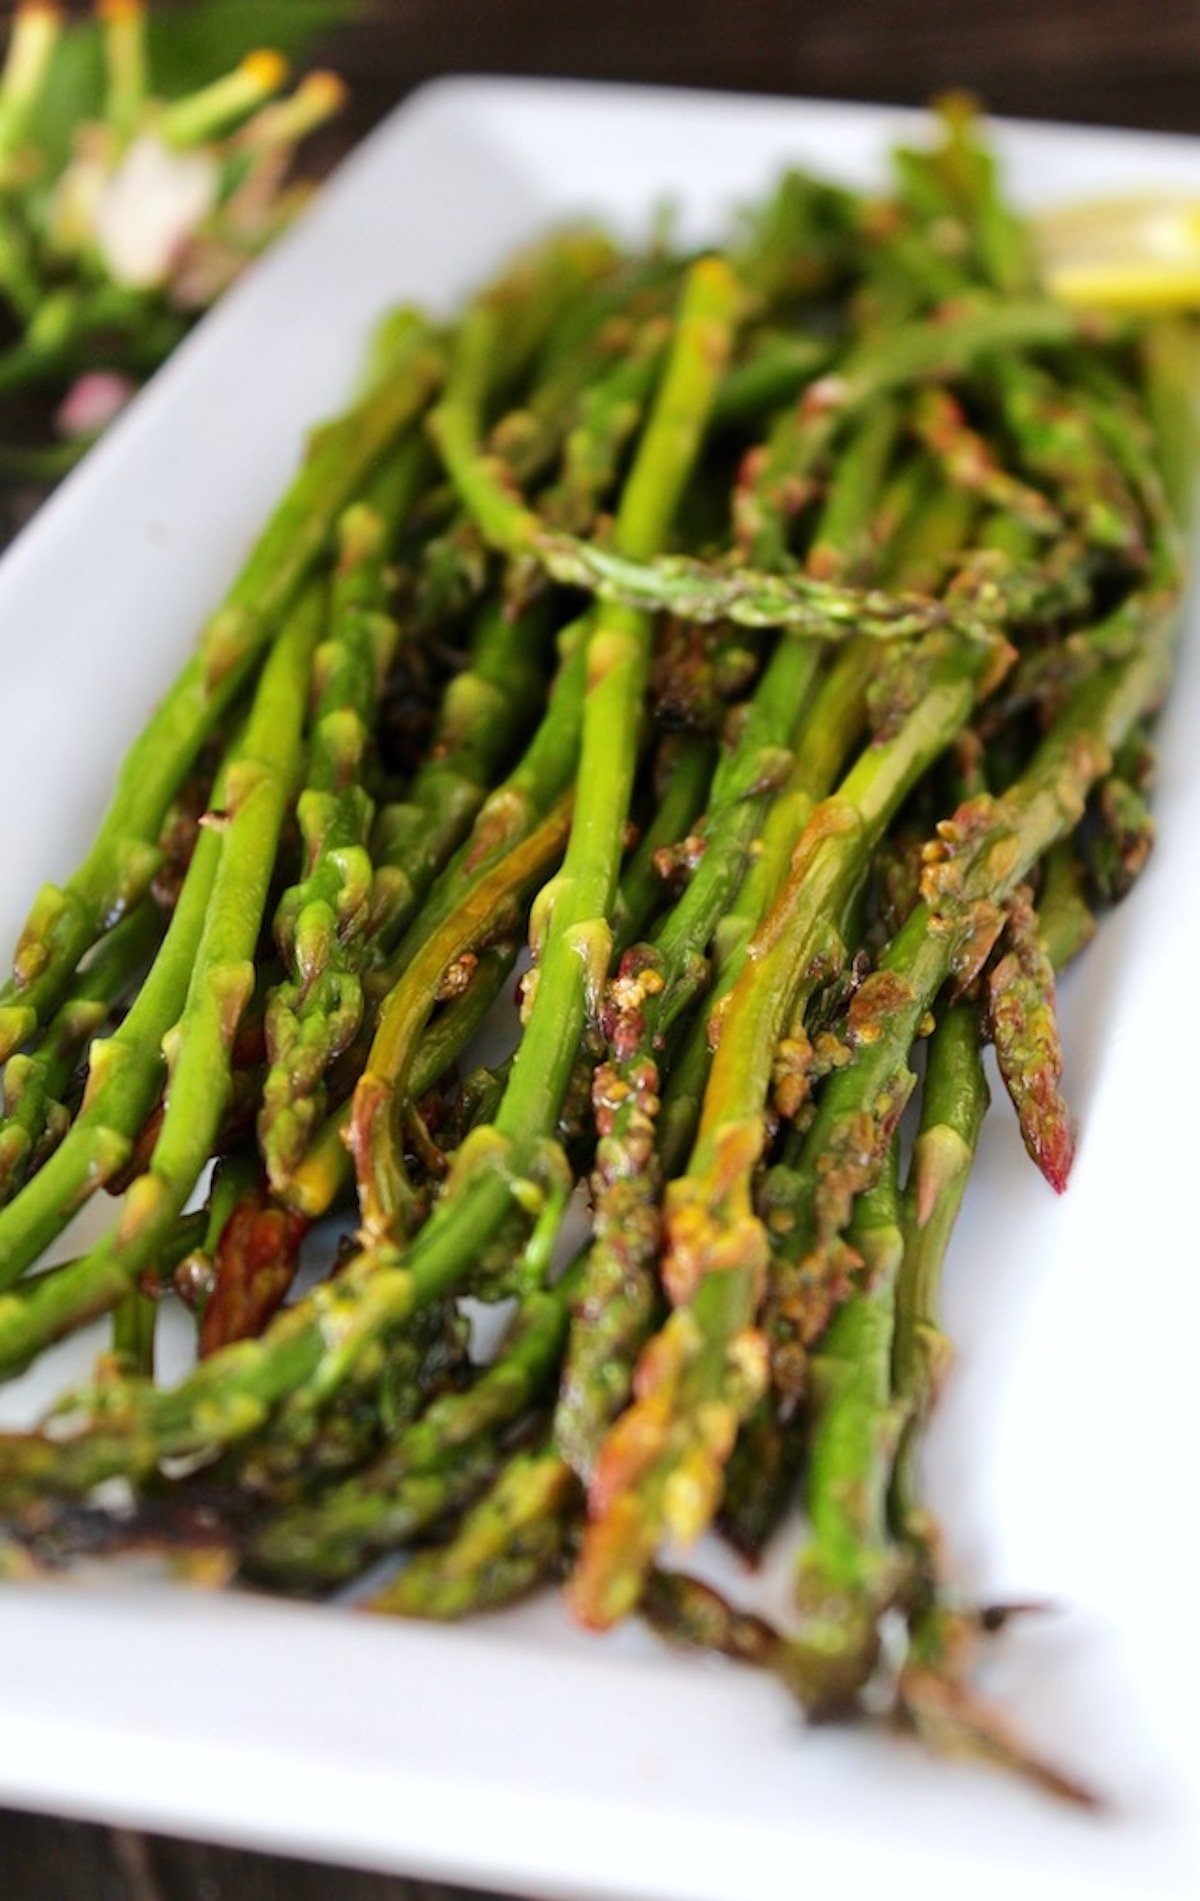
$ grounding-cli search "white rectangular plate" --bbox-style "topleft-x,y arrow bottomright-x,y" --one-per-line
0,78 -> 1197,1901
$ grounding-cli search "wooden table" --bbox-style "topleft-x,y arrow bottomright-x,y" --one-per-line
2,1 -> 1197,1894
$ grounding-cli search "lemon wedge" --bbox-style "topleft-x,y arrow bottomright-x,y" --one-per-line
1035,195 -> 1200,310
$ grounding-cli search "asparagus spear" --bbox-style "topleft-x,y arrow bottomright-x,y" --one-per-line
786,1145 -> 909,1710
888,1002 -> 1096,1806
277,603 -> 594,1227
257,504 -> 397,1190
0,2 -> 61,171
610,737 -> 716,951
989,358 -> 1145,560
410,225 -> 623,622
416,270 -> 676,628
985,884 -> 1075,1191
909,387 -> 1061,537
769,782 -> 1108,1725
679,483 -> 977,1562
889,849 -> 1095,1539
641,1568 -> 793,1675
529,528 -> 965,642
0,900 -> 162,1206
1139,319 -> 1200,530
535,317 -> 672,537
889,1004 -> 987,1557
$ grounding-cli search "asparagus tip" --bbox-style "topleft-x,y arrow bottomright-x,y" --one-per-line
0,1005 -> 36,1063
241,50 -> 290,95
899,1659 -> 1103,1811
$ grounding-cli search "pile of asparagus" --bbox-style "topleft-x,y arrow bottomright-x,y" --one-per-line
0,98 -> 1193,1803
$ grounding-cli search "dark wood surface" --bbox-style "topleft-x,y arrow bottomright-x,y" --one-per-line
2,3 -> 1198,1896
323,0 -> 1200,138
0,1803 -> 500,1900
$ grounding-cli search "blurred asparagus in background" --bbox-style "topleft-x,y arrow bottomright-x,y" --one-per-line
0,0 -> 354,482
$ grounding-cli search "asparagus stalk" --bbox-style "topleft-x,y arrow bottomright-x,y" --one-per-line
610,737 -> 716,952
889,1003 -> 988,1554
407,235 -> 643,625
641,1568 -> 792,1675
535,316 -> 672,536
989,357 -> 1145,560
772,782 -> 1107,1724
227,1292 -> 473,1509
899,880 -> 1086,1378
417,290 -> 673,632
910,387 -> 1062,537
99,0 -> 147,144
410,226 -> 623,622
984,884 -> 1075,1191
0,900 -> 161,1206
529,531 -> 962,640
786,1145 -> 909,1710
279,614 -> 592,1223
656,640 -> 876,1181
887,1002 -> 1096,1806
715,481 -> 980,1560
0,2 -> 61,171
257,505 -> 397,1190
1139,319 -> 1200,531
